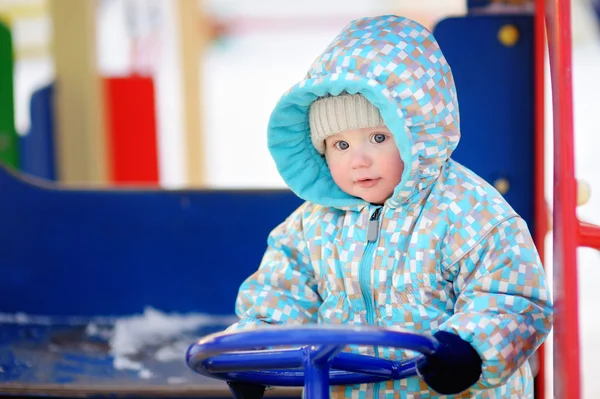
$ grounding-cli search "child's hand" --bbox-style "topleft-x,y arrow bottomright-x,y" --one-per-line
417,331 -> 483,395
227,381 -> 266,399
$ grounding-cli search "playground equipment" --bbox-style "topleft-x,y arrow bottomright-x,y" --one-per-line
187,326 -> 439,399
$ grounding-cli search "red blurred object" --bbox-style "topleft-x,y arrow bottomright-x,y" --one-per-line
533,0 -> 547,397
544,0 -> 600,395
579,222 -> 600,250
104,76 -> 159,185
546,0 -> 585,397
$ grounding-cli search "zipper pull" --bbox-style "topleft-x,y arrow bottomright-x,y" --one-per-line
367,207 -> 382,242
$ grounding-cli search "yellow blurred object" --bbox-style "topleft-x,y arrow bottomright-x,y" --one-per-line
494,177 -> 510,195
0,0 -> 50,60
16,45 -> 49,59
577,179 -> 591,206
546,180 -> 590,233
498,24 -> 519,47
0,1 -> 48,23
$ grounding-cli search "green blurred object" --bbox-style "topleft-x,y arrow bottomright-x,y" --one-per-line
0,21 -> 19,169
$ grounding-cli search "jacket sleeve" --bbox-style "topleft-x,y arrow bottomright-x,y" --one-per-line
227,202 -> 322,332
438,216 -> 553,389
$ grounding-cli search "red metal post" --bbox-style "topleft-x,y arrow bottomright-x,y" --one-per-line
533,0 -> 547,397
545,0 -> 581,397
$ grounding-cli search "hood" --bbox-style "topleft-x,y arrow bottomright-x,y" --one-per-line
267,15 -> 461,209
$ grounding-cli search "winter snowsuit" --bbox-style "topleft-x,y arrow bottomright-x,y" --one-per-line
229,15 -> 553,398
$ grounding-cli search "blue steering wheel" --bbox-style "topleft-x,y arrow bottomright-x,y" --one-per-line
186,325 -> 440,399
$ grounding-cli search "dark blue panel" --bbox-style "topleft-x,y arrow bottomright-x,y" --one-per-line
433,15 -> 535,229
0,167 -> 303,317
20,84 -> 56,180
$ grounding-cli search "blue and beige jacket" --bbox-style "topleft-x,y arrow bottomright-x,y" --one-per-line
229,15 -> 553,398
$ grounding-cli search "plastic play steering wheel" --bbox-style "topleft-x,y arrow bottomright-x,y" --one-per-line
186,325 -> 440,399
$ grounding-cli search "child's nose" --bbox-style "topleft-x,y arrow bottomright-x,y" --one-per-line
351,150 -> 372,169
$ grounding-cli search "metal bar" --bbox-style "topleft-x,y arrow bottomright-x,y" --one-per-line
201,349 -> 305,372
545,0 -> 581,396
579,221 -> 600,250
310,345 -> 344,365
304,348 -> 330,399
533,0 -> 547,397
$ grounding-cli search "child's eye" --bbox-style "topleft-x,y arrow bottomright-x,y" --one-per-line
335,141 -> 350,150
371,133 -> 387,144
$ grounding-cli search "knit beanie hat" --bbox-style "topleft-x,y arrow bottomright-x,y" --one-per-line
309,93 -> 385,154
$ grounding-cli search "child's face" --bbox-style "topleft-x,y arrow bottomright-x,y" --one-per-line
324,126 -> 404,205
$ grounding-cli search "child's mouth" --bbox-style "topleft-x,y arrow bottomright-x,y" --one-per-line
355,178 -> 380,188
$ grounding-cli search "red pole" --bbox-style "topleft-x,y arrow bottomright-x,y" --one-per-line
545,0 -> 581,397
533,0 -> 547,397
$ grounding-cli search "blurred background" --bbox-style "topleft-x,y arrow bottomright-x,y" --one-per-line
0,0 -> 599,397
0,0 -> 468,189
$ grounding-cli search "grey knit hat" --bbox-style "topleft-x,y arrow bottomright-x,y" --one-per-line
309,93 -> 385,154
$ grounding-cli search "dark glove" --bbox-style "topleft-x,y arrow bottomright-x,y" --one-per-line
417,330 -> 483,395
227,381 -> 266,399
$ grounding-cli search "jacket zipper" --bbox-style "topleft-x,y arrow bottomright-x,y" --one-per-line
359,205 -> 382,397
